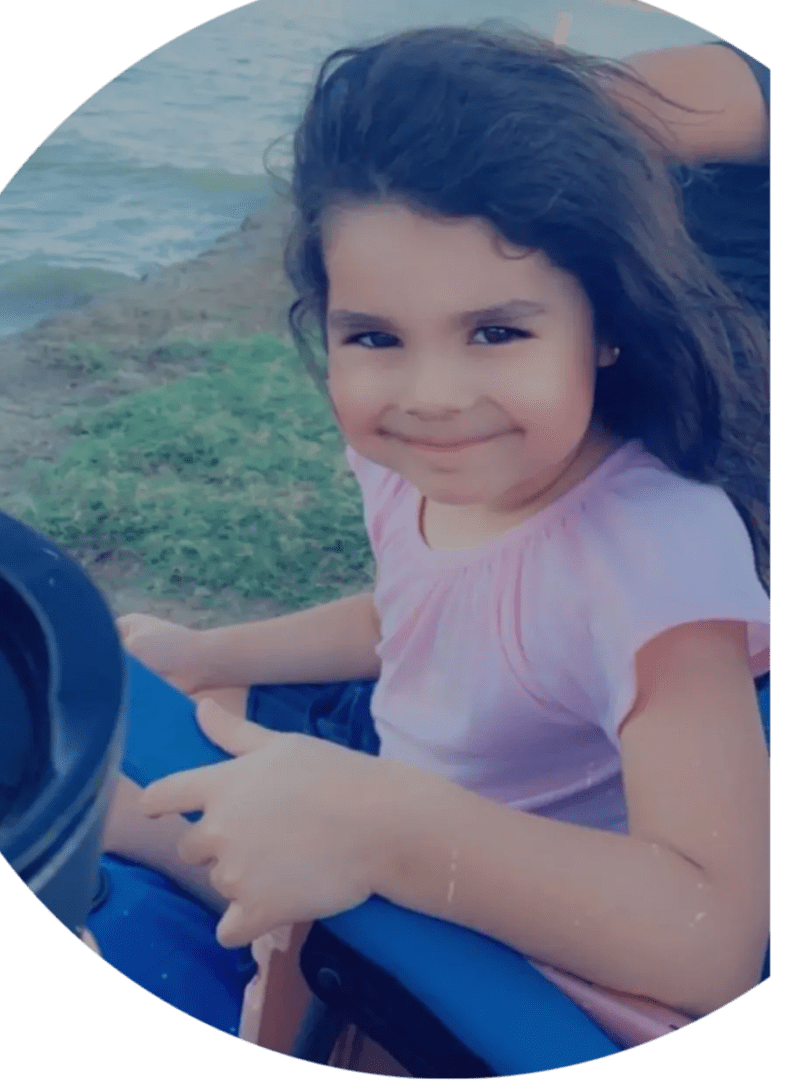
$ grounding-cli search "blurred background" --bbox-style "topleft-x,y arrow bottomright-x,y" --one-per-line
0,0 -> 717,338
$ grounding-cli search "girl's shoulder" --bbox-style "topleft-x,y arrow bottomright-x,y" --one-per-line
587,441 -> 754,554
344,445 -> 412,551
563,443 -> 769,742
573,441 -> 763,600
581,439 -> 767,633
589,438 -> 722,506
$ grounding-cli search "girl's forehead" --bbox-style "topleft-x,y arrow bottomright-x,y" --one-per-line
324,201 -> 514,253
323,202 -> 582,308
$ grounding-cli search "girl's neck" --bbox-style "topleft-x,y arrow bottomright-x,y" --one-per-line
418,429 -> 625,552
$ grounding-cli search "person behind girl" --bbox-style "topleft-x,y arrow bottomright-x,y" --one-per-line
105,25 -> 769,1045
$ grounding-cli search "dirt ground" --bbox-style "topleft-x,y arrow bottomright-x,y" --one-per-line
0,197 -> 301,628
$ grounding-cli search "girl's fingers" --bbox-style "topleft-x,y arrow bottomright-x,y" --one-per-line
216,899 -> 260,948
176,825 -> 220,867
196,698 -> 275,757
140,769 -> 210,818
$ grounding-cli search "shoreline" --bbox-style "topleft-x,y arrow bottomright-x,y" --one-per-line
0,197 -> 311,627
0,194 -> 296,373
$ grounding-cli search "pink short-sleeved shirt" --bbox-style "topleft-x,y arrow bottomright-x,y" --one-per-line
346,440 -> 769,834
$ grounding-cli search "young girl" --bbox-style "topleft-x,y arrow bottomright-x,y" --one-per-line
104,25 -> 769,1058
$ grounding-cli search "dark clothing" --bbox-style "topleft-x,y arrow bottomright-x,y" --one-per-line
246,678 -> 379,754
676,42 -> 769,323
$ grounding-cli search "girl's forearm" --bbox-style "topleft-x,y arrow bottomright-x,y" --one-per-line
195,592 -> 382,691
372,762 -> 765,1018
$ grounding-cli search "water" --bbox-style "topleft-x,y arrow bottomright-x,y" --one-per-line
0,0 -> 714,337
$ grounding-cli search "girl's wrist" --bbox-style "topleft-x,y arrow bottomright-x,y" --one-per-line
191,625 -> 241,691
366,759 -> 457,914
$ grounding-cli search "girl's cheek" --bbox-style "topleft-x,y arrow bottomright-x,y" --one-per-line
327,374 -> 374,437
332,360 -> 388,406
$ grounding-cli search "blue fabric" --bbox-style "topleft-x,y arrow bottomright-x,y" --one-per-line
247,677 -> 379,753
88,855 -> 256,1035
758,678 -> 770,746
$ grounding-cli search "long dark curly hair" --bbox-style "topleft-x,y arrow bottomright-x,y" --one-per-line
280,25 -> 769,589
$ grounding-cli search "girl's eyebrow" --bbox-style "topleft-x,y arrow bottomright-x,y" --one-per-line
327,299 -> 546,333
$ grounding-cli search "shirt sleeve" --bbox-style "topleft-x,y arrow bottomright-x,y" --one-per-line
345,445 -> 405,557
345,445 -> 396,504
583,477 -> 769,746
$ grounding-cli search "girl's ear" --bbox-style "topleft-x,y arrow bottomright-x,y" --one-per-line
597,345 -> 620,369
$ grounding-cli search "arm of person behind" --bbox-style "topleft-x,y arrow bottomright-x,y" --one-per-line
609,43 -> 769,165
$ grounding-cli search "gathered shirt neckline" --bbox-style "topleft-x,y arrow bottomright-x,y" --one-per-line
409,440 -> 643,568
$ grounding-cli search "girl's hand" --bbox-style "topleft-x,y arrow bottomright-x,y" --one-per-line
140,701 -> 394,947
117,613 -> 206,695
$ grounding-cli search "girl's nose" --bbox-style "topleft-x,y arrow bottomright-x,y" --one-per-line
400,356 -> 477,416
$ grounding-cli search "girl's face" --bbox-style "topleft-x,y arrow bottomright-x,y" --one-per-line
325,202 -> 617,517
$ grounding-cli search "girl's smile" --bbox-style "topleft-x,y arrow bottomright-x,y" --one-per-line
324,202 -> 619,522
380,430 -> 518,452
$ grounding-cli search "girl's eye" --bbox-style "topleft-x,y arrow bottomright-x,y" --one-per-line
343,327 -> 531,348
472,326 -> 531,345
346,331 -> 400,349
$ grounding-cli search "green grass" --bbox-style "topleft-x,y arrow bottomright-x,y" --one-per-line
12,335 -> 374,609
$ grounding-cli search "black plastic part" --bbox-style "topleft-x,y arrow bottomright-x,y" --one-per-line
299,921 -> 494,1078
0,576 -> 52,827
0,511 -> 125,934
289,995 -> 347,1064
89,864 -> 112,914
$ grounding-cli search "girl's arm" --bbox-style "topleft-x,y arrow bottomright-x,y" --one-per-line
141,619 -> 767,1018
106,592 -> 381,888
177,592 -> 382,692
608,43 -> 769,164
373,619 -> 768,1018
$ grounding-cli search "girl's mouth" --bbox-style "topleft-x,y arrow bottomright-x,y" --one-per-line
391,432 -> 511,451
